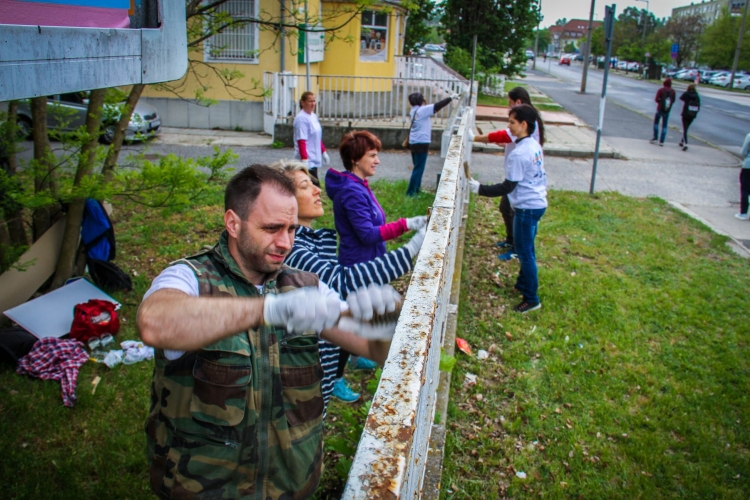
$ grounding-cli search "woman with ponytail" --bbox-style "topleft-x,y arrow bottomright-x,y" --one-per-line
471,87 -> 544,260
468,104 -> 548,314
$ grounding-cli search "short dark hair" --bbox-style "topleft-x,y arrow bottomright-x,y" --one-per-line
509,104 -> 545,146
408,92 -> 424,106
338,130 -> 382,171
225,164 -> 296,219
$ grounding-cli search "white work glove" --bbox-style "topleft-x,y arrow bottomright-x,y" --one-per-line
405,215 -> 428,231
468,178 -> 480,194
452,93 -> 461,101
346,283 -> 401,321
467,128 -> 475,142
300,159 -> 309,168
404,227 -> 426,258
338,316 -> 396,341
263,287 -> 341,334
322,151 -> 331,165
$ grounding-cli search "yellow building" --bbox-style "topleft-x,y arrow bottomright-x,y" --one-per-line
141,0 -> 410,132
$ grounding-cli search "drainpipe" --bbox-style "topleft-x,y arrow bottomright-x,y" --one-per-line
280,0 -> 285,71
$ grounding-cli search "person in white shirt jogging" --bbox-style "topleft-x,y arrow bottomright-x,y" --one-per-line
293,92 -> 330,182
468,104 -> 548,313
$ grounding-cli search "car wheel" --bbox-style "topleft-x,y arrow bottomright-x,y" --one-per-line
745,86 -> 750,91
16,116 -> 32,140
100,124 -> 116,145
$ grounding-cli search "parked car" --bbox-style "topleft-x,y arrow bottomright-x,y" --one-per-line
573,54 -> 584,62
616,60 -> 629,70
678,69 -> 699,81
732,74 -> 750,90
663,67 -> 682,78
424,43 -> 446,53
559,54 -> 572,65
16,92 -> 161,144
699,70 -> 718,81
525,50 -> 535,60
626,61 -> 641,71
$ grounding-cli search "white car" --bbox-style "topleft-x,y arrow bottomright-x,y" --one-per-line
616,60 -> 629,70
732,74 -> 750,90
709,72 -> 731,86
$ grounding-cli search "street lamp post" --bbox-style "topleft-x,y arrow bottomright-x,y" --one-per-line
636,0 -> 649,78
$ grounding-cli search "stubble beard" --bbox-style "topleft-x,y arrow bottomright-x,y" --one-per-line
236,230 -> 287,279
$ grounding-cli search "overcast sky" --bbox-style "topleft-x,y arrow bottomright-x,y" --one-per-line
539,0 -> 690,28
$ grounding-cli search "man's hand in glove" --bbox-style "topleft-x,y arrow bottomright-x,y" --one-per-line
468,178 -> 480,194
263,287 -> 341,334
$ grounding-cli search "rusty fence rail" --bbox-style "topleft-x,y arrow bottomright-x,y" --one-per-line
341,106 -> 475,499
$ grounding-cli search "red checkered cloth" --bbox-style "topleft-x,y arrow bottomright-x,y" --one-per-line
17,337 -> 90,407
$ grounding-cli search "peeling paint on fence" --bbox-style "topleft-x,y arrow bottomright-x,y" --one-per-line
342,108 -> 475,499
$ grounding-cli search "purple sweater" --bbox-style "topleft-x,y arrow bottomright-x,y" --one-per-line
326,169 -> 402,266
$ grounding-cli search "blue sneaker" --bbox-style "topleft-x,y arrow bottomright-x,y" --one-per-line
496,240 -> 513,249
349,357 -> 378,371
497,250 -> 517,261
332,378 -> 360,403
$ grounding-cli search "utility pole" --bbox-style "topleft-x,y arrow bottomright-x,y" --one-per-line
730,0 -> 750,89
304,0 -> 311,91
591,4 -> 616,195
580,0 -> 596,93
469,35 -> 478,102
533,0 -> 542,70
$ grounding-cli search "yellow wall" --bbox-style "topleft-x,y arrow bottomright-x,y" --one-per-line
142,0 -> 406,102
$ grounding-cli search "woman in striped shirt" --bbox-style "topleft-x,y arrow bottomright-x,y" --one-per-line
269,159 -> 426,407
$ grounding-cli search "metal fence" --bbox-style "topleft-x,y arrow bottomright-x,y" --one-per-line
341,105 -> 475,499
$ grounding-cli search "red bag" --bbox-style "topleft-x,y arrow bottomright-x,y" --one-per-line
69,300 -> 120,342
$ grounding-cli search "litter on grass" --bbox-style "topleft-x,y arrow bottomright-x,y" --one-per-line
477,349 -> 489,360
456,338 -> 472,356
464,373 -> 477,386
516,471 -> 527,479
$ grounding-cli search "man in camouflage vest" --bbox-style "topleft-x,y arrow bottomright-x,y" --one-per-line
138,165 -> 398,499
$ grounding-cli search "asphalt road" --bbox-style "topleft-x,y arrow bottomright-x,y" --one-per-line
527,60 -> 750,153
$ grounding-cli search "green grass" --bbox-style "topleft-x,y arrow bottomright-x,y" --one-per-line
0,176 -> 433,499
478,86 -> 565,112
440,192 -> 750,499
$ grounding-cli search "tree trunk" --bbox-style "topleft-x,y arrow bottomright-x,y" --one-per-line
50,88 -> 106,290
30,96 -> 58,241
102,83 -> 146,182
3,101 -> 28,247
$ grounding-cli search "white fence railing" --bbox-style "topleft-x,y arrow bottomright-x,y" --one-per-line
395,55 -> 468,87
263,71 -> 467,130
341,107 -> 475,499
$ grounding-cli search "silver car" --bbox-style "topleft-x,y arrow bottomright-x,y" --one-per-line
16,92 -> 161,144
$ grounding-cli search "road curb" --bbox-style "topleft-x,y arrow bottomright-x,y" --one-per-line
471,143 -> 620,159
667,201 -> 750,258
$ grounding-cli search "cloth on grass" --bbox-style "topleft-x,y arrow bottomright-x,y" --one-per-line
16,337 -> 89,407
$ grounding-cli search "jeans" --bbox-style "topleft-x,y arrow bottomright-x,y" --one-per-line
653,111 -> 670,143
513,207 -> 546,305
407,150 -> 428,196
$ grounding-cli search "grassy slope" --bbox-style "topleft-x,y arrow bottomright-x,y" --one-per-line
441,192 -> 750,499
0,176 -> 433,499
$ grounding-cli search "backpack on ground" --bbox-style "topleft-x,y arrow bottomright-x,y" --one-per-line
80,199 -> 131,292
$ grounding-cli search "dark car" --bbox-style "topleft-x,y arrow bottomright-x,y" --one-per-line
16,92 -> 161,144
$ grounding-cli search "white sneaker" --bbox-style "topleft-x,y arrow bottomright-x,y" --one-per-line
735,213 -> 749,220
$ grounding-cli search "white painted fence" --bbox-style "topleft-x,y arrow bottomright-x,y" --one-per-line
341,106 -> 475,499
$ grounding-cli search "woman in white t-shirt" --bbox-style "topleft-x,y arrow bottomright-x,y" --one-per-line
406,92 -> 455,196
468,104 -> 548,314
293,92 -> 330,182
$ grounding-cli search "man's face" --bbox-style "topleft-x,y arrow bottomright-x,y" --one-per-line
226,185 -> 298,284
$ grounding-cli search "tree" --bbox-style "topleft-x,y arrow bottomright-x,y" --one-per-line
665,12 -> 707,67
564,41 -> 577,53
441,0 -> 541,76
555,18 -> 568,27
527,27 -> 551,53
699,8 -> 750,70
403,0 -> 438,53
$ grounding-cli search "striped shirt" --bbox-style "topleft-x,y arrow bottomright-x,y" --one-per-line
286,225 -> 415,406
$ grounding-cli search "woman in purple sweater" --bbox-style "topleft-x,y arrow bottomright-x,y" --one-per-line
325,130 -> 427,266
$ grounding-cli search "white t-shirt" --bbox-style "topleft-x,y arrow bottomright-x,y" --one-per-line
505,137 -> 548,210
408,104 -> 435,144
143,264 -> 344,359
293,110 -> 323,168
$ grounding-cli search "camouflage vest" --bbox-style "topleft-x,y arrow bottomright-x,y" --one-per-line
145,232 -> 324,499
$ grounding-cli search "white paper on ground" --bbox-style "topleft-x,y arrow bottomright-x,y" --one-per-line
3,279 -> 120,339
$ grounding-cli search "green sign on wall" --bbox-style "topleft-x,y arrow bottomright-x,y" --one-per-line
298,24 -> 325,64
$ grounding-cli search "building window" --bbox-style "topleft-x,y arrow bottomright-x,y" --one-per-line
205,0 -> 258,63
360,10 -> 389,62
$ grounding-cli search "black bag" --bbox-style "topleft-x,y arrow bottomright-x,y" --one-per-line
0,326 -> 37,365
87,258 -> 132,292
658,89 -> 674,113
684,97 -> 700,119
